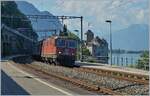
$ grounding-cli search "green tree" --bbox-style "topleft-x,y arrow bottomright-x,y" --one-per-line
1,1 -> 38,56
68,32 -> 80,40
1,1 -> 38,39
2,1 -> 31,29
136,51 -> 149,70
83,48 -> 91,56
59,24 -> 68,36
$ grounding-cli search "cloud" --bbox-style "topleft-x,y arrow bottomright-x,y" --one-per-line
136,9 -> 145,22
28,0 -> 149,36
55,0 -> 148,24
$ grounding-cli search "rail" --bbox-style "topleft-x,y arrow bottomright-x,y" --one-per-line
19,63 -> 122,95
74,67 -> 149,85
8,55 -> 149,95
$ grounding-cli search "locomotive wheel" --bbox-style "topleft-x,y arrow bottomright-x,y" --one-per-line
48,59 -> 52,64
45,58 -> 47,63
42,57 -> 45,62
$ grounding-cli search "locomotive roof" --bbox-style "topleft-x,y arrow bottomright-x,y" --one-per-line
51,36 -> 77,40
39,36 -> 77,43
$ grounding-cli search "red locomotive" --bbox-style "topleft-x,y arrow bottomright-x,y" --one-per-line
35,36 -> 77,67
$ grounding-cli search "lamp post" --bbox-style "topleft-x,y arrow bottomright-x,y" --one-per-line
80,16 -> 83,62
105,20 -> 112,66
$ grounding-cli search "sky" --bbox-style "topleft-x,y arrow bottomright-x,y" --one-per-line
25,0 -> 149,38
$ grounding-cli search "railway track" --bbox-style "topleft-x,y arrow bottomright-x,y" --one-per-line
10,56 -> 149,95
74,67 -> 149,85
12,56 -> 149,85
19,63 -> 122,95
11,61 -> 148,95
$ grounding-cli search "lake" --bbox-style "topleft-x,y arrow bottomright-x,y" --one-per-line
109,53 -> 142,66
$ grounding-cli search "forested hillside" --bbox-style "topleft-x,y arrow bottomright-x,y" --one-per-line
1,1 -> 38,39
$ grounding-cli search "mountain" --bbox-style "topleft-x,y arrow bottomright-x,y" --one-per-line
15,1 -> 62,40
105,24 -> 149,51
1,1 -> 38,40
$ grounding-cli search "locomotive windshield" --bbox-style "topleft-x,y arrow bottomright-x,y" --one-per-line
56,39 -> 65,47
56,38 -> 77,48
68,40 -> 77,48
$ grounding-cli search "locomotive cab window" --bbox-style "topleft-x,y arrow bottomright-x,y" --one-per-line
68,40 -> 77,48
56,39 -> 65,47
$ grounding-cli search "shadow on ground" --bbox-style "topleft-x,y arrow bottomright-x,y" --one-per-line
12,56 -> 33,64
1,70 -> 30,95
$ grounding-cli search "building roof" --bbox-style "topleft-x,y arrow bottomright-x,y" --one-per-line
87,36 -> 108,47
85,29 -> 94,35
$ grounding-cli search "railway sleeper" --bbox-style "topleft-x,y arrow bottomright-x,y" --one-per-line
24,64 -> 122,95
75,68 -> 148,85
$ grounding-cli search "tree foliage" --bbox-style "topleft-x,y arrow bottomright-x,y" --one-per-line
1,1 -> 38,39
83,48 -> 91,56
68,32 -> 80,40
2,1 -> 31,29
59,24 -> 80,41
59,24 -> 68,36
136,51 -> 149,70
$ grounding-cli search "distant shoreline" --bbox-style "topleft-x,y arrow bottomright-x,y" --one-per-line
111,50 -> 148,54
112,52 -> 142,54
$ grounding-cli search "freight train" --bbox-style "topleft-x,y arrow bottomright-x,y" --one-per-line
33,36 -> 77,67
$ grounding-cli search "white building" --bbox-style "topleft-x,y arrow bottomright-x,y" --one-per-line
87,36 -> 109,63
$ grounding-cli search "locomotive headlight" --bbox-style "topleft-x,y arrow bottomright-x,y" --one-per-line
59,51 -> 62,54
